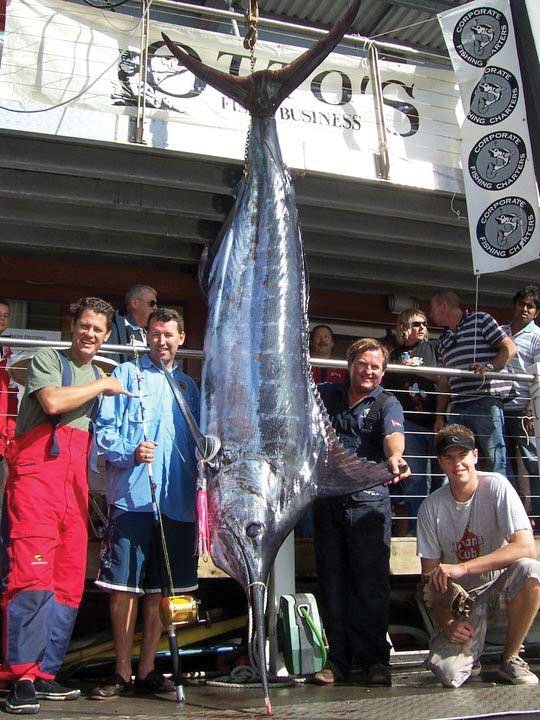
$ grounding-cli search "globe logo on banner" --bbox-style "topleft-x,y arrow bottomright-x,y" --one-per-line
453,7 -> 509,67
468,67 -> 519,125
476,197 -> 536,259
468,131 -> 527,190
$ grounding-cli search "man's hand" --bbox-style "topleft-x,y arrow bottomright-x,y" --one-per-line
386,455 -> 411,485
428,562 -> 467,593
101,377 -> 133,397
135,441 -> 157,464
442,618 -> 474,645
470,362 -> 492,373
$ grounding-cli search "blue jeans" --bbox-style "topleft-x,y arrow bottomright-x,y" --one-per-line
313,486 -> 391,676
450,397 -> 506,474
402,419 -> 443,534
504,412 -> 540,520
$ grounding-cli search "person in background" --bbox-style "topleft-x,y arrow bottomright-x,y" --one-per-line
108,285 -> 158,363
430,290 -> 516,474
418,424 -> 540,688
309,324 -> 347,384
501,286 -> 540,524
386,309 -> 442,534
0,298 -> 128,714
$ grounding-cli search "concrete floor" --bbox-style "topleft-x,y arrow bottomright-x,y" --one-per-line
8,661 -> 540,720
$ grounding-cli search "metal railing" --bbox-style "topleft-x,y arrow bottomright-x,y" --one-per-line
2,338 -> 539,536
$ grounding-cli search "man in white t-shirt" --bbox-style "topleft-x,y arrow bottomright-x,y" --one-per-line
417,424 -> 540,688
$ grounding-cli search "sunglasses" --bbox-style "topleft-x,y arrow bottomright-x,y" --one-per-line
146,300 -> 158,307
411,321 -> 427,328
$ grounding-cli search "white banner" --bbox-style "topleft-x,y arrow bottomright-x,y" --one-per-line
439,0 -> 540,275
0,0 -> 463,192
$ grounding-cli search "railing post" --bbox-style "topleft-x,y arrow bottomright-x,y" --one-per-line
527,362 -> 540,483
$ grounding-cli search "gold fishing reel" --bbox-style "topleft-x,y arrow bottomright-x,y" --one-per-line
159,595 -> 199,627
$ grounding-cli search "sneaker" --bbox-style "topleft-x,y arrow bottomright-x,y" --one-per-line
499,655 -> 539,685
470,660 -> 482,677
311,663 -> 344,686
33,679 -> 80,701
134,671 -> 175,694
366,663 -> 392,686
5,680 -> 40,715
89,674 -> 132,700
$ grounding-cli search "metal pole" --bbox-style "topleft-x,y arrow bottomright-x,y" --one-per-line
150,0 -> 450,64
368,43 -> 390,180
135,0 -> 150,144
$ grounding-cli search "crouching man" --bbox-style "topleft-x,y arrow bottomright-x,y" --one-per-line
418,424 -> 540,688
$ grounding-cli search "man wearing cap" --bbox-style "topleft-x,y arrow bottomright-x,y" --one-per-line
417,424 -> 540,688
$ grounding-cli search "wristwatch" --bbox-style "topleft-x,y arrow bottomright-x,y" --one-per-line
485,362 -> 495,371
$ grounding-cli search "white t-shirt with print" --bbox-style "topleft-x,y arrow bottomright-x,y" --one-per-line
417,472 -> 531,591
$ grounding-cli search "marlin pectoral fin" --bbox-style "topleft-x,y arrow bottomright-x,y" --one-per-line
162,33 -> 251,108
317,423 -> 392,496
272,0 -> 361,108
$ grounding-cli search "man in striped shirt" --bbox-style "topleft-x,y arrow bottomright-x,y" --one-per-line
430,290 -> 516,474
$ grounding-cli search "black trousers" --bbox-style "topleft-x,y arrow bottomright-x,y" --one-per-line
313,486 -> 392,676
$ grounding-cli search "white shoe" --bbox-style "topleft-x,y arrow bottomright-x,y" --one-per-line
499,655 -> 539,685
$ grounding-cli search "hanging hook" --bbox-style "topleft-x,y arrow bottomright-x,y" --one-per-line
243,0 -> 259,51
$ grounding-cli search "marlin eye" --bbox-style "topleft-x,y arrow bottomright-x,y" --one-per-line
246,523 -> 263,539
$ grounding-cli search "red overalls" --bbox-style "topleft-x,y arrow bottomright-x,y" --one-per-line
0,422 -> 90,680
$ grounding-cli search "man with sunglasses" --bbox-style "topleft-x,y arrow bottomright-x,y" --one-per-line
108,285 -> 158,363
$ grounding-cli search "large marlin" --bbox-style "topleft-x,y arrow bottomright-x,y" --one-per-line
163,2 -> 391,712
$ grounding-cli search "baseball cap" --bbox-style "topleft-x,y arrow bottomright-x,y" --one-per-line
435,433 -> 475,455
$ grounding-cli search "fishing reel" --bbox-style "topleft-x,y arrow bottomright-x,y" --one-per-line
160,595 -> 200,627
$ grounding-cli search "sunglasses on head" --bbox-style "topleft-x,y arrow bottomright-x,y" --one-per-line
411,321 -> 427,328
146,300 -> 158,307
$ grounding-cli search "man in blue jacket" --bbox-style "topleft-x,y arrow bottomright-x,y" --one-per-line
90,308 -> 200,699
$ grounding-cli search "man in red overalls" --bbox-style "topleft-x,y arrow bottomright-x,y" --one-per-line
0,297 -> 129,714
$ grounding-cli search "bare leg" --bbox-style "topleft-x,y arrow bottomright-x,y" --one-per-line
504,578 -> 540,659
136,593 -> 163,679
110,590 -> 139,681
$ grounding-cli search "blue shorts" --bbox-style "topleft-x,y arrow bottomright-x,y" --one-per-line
96,508 -> 198,595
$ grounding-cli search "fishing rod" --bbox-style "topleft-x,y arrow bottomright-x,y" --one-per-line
133,345 -> 201,704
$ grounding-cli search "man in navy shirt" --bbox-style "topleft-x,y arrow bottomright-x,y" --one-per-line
312,338 -> 409,687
